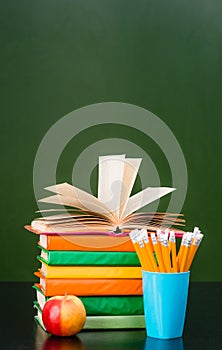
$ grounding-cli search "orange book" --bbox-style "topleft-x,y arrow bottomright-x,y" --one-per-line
23,225 -> 135,251
34,272 -> 142,296
36,233 -> 135,252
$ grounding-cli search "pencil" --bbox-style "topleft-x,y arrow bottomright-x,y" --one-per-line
129,230 -> 146,269
157,230 -> 165,267
179,232 -> 192,272
185,233 -> 203,271
135,231 -> 152,271
176,232 -> 187,268
169,230 -> 177,272
141,229 -> 158,272
151,232 -> 165,272
161,232 -> 171,272
191,227 -> 200,244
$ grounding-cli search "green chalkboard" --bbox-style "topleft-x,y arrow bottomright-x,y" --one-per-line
0,0 -> 221,281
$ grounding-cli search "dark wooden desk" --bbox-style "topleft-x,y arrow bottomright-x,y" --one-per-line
0,282 -> 221,350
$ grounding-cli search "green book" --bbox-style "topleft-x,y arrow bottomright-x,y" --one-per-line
37,247 -> 140,266
84,315 -> 145,329
34,286 -> 144,316
34,303 -> 145,330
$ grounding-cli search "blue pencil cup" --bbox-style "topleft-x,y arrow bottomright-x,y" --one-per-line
142,271 -> 190,339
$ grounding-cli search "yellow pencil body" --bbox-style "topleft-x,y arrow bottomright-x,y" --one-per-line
156,231 -> 166,272
150,233 -> 162,272
144,241 -> 158,272
176,233 -> 187,269
142,230 -> 158,272
129,231 -> 147,269
136,242 -> 149,270
134,242 -> 145,268
154,242 -> 166,272
179,246 -> 189,272
184,245 -> 196,271
169,231 -> 177,272
180,233 -> 193,272
141,245 -> 153,271
185,240 -> 200,271
183,232 -> 203,271
163,244 -> 171,272
163,232 -> 171,272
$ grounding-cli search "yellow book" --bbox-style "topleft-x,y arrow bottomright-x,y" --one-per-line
40,261 -> 142,279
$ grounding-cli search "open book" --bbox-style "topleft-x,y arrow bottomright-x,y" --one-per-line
30,155 -> 184,233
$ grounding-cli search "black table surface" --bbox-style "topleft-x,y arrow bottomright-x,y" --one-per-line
0,282 -> 221,350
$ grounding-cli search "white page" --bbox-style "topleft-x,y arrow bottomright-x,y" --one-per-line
98,155 -> 125,217
119,158 -> 142,218
39,182 -> 114,220
121,187 -> 176,219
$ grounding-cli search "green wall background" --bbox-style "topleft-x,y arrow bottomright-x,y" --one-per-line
1,0 -> 221,281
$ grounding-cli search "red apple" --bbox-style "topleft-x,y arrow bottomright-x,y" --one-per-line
42,295 -> 86,336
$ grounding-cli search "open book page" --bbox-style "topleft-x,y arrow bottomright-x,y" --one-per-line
39,183 -> 115,222
119,158 -> 142,219
120,211 -> 185,229
98,155 -> 126,218
31,221 -> 115,233
31,210 -> 184,232
30,210 -> 184,233
121,187 -> 176,219
33,213 -> 111,224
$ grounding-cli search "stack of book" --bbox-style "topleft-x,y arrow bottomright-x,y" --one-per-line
28,228 -> 146,329
26,155 -> 184,330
